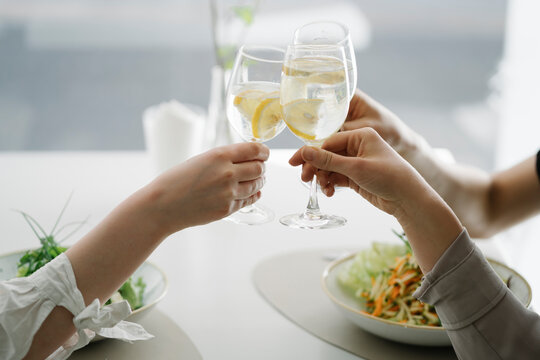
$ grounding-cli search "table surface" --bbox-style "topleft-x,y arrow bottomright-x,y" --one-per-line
0,150 -> 504,360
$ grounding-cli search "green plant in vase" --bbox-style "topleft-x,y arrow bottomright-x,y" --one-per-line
208,0 -> 259,147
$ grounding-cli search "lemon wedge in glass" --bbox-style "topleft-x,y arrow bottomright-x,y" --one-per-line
251,95 -> 282,141
282,99 -> 324,141
233,89 -> 266,120
234,90 -> 282,141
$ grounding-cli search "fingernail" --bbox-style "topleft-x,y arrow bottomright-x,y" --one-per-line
303,147 -> 316,161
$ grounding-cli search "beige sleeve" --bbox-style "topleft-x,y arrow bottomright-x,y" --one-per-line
413,229 -> 540,359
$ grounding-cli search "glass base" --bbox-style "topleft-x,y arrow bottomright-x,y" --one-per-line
225,203 -> 274,225
279,212 -> 346,230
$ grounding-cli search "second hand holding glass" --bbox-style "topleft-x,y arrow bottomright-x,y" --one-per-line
280,44 -> 350,229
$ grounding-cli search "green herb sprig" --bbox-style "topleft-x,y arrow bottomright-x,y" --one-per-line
392,229 -> 412,254
15,194 -> 147,310
15,194 -> 88,277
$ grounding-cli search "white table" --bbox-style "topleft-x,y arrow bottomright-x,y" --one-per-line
0,150 -> 504,360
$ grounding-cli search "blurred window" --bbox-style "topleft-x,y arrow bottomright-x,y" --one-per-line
0,0 -> 506,170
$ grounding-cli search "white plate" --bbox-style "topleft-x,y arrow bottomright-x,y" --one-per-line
0,249 -> 168,333
322,253 -> 532,346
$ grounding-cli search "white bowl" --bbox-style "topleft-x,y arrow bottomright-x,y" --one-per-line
0,249 -> 168,327
322,253 -> 532,346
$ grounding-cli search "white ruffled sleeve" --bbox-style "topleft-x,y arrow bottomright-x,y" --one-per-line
0,253 -> 153,360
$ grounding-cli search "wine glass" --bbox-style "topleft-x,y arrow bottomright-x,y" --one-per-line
294,21 -> 357,193
279,44 -> 350,229
293,21 -> 357,100
225,45 -> 286,225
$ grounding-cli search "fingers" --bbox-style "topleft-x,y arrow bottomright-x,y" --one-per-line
301,146 -> 350,174
235,177 -> 265,199
290,133 -> 352,167
224,142 -> 270,163
341,118 -> 377,132
320,132 -> 351,153
327,172 -> 351,188
318,171 -> 349,196
232,191 -> 262,212
301,163 -> 317,182
234,160 -> 265,182
316,169 -> 332,187
289,147 -> 305,166
291,131 -> 354,166
321,183 -> 336,197
346,89 -> 371,121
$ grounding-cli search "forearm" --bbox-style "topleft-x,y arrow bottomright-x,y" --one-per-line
486,155 -> 540,235
67,184 -> 171,305
403,140 -> 494,237
406,146 -> 540,237
23,307 -> 75,360
25,184 -> 171,359
394,177 -> 463,273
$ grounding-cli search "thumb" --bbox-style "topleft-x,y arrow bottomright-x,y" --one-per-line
301,147 -> 351,175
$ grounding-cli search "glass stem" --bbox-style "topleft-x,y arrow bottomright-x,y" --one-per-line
303,175 -> 322,220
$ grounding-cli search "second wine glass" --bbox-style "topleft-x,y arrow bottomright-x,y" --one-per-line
280,44 -> 350,229
225,45 -> 286,225
293,21 -> 357,100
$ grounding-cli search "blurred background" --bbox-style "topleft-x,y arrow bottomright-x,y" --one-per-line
0,0 -> 507,171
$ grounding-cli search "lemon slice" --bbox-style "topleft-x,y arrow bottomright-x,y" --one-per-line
233,89 -> 266,120
251,95 -> 282,140
308,70 -> 346,85
283,57 -> 346,85
282,99 -> 324,141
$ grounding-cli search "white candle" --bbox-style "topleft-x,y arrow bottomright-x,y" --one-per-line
143,100 -> 205,175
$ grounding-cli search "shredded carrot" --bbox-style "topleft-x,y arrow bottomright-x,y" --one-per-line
394,257 -> 407,273
388,272 -> 397,285
357,251 -> 441,327
372,294 -> 384,317
391,286 -> 400,300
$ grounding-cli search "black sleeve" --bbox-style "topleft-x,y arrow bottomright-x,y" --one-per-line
537,149 -> 540,182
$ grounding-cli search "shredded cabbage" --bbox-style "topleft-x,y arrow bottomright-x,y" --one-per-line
338,240 -> 441,326
338,242 -> 407,291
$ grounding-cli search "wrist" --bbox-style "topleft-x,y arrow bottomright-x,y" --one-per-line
400,131 -> 431,164
127,184 -> 181,241
394,183 -> 463,272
